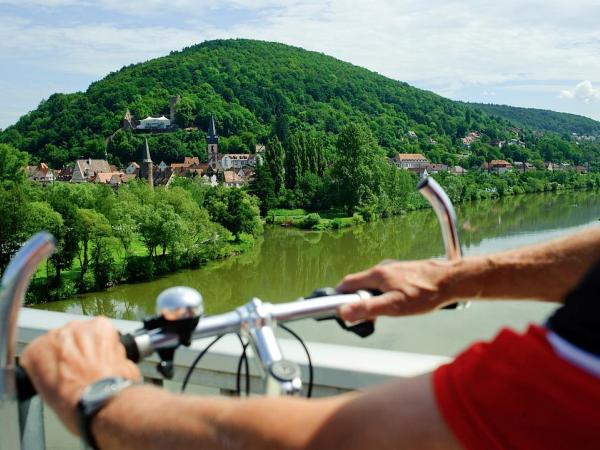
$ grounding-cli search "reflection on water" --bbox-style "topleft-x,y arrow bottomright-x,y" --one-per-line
37,191 -> 600,356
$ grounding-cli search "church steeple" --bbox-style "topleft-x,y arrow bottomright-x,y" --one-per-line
143,138 -> 152,163
143,138 -> 153,189
207,114 -> 221,172
207,115 -> 218,145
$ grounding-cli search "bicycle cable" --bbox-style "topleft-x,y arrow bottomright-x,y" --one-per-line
180,327 -> 313,398
181,334 -> 225,393
235,334 -> 250,396
280,324 -> 314,398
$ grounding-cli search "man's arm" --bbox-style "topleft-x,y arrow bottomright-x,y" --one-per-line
337,226 -> 600,322
92,373 -> 458,450
21,318 -> 461,450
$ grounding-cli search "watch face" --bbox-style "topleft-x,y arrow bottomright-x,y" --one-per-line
81,377 -> 132,414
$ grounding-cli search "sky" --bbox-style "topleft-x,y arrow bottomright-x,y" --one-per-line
1,0 -> 599,129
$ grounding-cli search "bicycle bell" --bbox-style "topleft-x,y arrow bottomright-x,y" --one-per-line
156,286 -> 204,321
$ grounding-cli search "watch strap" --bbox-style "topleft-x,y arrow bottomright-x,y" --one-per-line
77,400 -> 101,450
76,377 -> 134,450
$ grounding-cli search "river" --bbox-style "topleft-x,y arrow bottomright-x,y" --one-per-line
37,191 -> 600,357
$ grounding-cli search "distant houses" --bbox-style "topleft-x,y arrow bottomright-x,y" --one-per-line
461,131 -> 481,147
390,153 -> 457,177
71,158 -> 112,183
26,162 -> 55,183
487,160 -> 513,174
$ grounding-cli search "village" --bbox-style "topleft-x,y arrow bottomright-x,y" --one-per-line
25,100 -> 589,190
26,115 -> 265,189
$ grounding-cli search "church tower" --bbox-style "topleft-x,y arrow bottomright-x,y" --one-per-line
143,138 -> 153,189
207,115 -> 221,172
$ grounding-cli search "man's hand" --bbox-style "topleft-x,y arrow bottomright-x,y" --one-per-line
337,259 -> 461,322
20,317 -> 141,435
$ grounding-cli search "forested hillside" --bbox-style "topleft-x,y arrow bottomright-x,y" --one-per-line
3,38 -> 597,169
469,103 -> 600,137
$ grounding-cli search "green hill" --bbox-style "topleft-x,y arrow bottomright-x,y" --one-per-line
468,103 -> 600,136
0,39 -> 598,167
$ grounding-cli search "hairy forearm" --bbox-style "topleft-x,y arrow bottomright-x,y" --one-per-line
447,226 -> 600,302
93,386 -> 346,450
93,375 -> 459,450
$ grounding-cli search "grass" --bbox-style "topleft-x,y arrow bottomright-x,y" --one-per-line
265,208 -> 361,231
33,238 -> 149,284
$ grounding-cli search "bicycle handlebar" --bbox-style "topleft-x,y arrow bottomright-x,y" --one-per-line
17,290 -> 375,400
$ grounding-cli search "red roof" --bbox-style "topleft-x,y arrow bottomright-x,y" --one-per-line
489,160 -> 512,167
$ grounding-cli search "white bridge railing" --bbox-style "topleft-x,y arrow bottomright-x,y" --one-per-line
15,308 -> 450,449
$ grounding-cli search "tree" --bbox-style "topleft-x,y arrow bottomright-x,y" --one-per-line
0,143 -> 28,185
266,137 -> 285,194
331,124 -> 388,215
202,186 -> 263,237
0,186 -> 27,272
75,208 -> 112,284
248,164 -> 278,214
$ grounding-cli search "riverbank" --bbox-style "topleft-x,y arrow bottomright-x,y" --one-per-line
28,233 -> 256,305
267,169 -> 600,231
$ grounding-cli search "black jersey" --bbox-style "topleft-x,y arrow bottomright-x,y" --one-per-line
547,257 -> 600,357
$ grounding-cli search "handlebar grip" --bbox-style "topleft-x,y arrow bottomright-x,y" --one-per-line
120,333 -> 140,363
442,302 -> 460,309
15,333 -> 142,402
15,365 -> 37,402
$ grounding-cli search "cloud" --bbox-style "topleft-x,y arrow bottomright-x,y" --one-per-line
0,0 -> 80,6
0,18 -> 207,76
2,0 -> 600,127
559,80 -> 600,103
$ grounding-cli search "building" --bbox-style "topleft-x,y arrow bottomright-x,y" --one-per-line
71,159 -> 111,183
508,139 -> 526,148
93,172 -> 126,187
488,160 -> 513,174
137,116 -> 171,130
125,162 -> 140,175
223,170 -> 245,188
392,153 -> 429,170
170,157 -> 208,177
207,115 -> 222,172
122,109 -> 138,130
513,162 -> 535,172
221,153 -> 262,170
462,131 -> 481,147
122,96 -> 180,132
56,166 -> 73,182
140,139 -> 153,188
424,163 -> 448,174
27,162 -> 55,183
449,165 -> 467,176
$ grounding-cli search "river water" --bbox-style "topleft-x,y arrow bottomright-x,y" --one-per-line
38,191 -> 600,357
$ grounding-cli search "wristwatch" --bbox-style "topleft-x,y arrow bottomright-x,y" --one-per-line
76,376 -> 135,449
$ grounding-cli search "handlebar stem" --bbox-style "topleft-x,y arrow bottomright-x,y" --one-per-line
238,299 -> 302,396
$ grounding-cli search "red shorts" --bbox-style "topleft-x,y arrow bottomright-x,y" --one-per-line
433,325 -> 600,450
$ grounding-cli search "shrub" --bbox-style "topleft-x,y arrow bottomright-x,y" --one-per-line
93,252 -> 121,289
125,256 -> 155,282
299,213 -> 322,229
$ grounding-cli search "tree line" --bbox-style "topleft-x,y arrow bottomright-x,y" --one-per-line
249,124 -> 600,227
